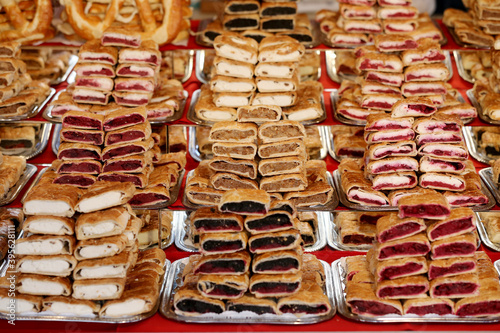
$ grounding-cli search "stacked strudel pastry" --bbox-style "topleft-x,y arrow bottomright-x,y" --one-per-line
21,49 -> 74,85
0,155 -> 26,199
346,195 -> 500,318
0,42 -> 51,118
331,125 -> 366,160
175,190 -> 331,316
316,0 -> 443,48
470,51 -> 500,121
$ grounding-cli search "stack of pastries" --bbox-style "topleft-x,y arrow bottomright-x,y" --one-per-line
20,49 -> 74,84
9,181 -> 165,317
345,195 -> 500,317
174,190 -> 331,316
316,0 -> 442,48
0,154 -> 26,200
471,49 -> 500,121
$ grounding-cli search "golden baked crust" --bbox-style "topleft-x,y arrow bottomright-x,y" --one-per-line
252,249 -> 302,274
17,274 -> 72,296
248,229 -> 301,254
16,254 -> 77,277
376,275 -> 429,299
75,206 -> 130,240
74,234 -> 128,261
209,121 -> 258,143
249,272 -> 302,298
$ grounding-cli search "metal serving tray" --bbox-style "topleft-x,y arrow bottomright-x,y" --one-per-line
453,50 -> 475,84
188,126 -> 328,162
175,210 -> 328,253
479,167 -> 500,206
0,88 -> 55,122
447,26 -> 490,50
0,163 -> 36,206
333,169 -> 495,212
467,89 -> 500,125
475,212 -> 500,252
0,259 -> 171,323
327,212 -> 373,252
52,54 -> 78,86
462,126 -> 496,165
332,258 -> 500,323
324,125 -> 364,163
187,89 -> 327,126
183,169 -> 338,212
43,90 -> 188,124
325,50 -> 453,83
159,257 -> 335,324
0,122 -> 52,160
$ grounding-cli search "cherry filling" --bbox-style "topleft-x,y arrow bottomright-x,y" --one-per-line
456,301 -> 500,317
202,240 -> 244,253
114,96 -> 149,105
194,260 -> 245,274
338,108 -> 369,120
429,218 -> 473,239
372,176 -> 417,190
418,134 -> 462,145
366,124 -> 409,131
400,204 -> 450,218
380,40 -> 417,50
373,162 -> 415,173
386,12 -> 415,18
342,234 -> 374,245
427,159 -> 464,171
115,83 -> 151,91
424,148 -> 466,159
366,72 -> 401,85
227,304 -> 276,315
103,161 -> 142,172
378,222 -> 423,243
81,56 -> 113,64
246,214 -> 292,231
359,214 -> 384,225
346,27 -> 381,33
200,283 -> 243,297
98,174 -> 143,187
76,77 -> 105,88
363,101 -> 393,109
250,236 -> 296,252
194,219 -> 241,232
406,74 -> 434,81
433,243 -> 475,258
59,163 -> 100,174
379,242 -> 430,259
102,146 -> 145,160
428,262 -> 475,280
380,263 -> 423,280
373,146 -> 413,159
406,304 -> 453,316
63,117 -> 102,130
405,87 -> 446,95
408,104 -> 435,114
103,114 -> 144,131
106,131 -> 145,145
338,148 -> 364,157
129,193 -> 168,206
279,304 -> 329,314
74,95 -> 107,103
378,285 -> 426,298
449,197 -> 488,205
350,194 -> 386,206
359,59 -> 393,71
255,258 -> 299,273
118,68 -> 150,77
175,299 -> 223,314
59,149 -> 100,160
102,36 -> 140,47
433,282 -> 478,296
62,131 -> 103,145
54,175 -> 95,187
349,300 -> 401,315
250,282 -> 299,294
421,180 -> 464,190
220,202 -> 267,215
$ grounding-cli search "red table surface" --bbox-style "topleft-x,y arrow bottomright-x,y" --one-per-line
3,19 -> 500,332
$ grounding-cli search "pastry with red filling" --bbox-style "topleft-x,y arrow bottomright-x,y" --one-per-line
368,141 -> 417,160
97,167 -> 152,188
60,128 -> 104,146
376,213 -> 425,243
401,39 -> 445,66
419,172 -> 465,191
53,173 -> 97,188
115,63 -> 157,78
376,275 -> 429,299
75,76 -> 113,92
57,159 -> 101,175
334,133 -> 366,159
356,53 -> 403,73
454,278 -> 500,317
403,297 -> 455,316
404,63 -> 449,83
375,34 -> 417,52
365,128 -> 415,144
277,281 -> 331,315
398,192 -> 451,219
428,257 -> 477,280
197,273 -> 249,299
368,250 -> 428,281
418,143 -> 468,159
388,187 -> 436,206
370,171 -> 418,191
337,212 -> 376,246
252,249 -> 302,275
366,157 -> 419,175
101,138 -> 154,161
383,19 -> 418,34
248,229 -> 301,254
78,40 -> 117,65
431,233 -> 477,260
365,114 -> 413,132
102,152 -> 153,174
118,40 -> 160,66
340,4 -> 376,19
62,111 -> 104,131
402,81 -> 447,97
57,143 -> 101,161
342,171 -> 389,206
103,107 -> 147,131
391,97 -> 436,117
375,233 -> 431,261
378,6 -> 418,19
430,273 -> 480,299
346,282 -> 403,316
344,19 -> 382,34
427,207 -> 475,241
104,123 -> 151,146
413,114 -> 462,134
365,71 -> 404,87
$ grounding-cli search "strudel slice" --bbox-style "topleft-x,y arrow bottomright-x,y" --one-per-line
445,186 -> 489,207
214,56 -> 254,79
428,257 -> 477,280
437,104 -> 477,120
200,232 -> 248,254
75,75 -> 113,91
79,40 -> 117,65
365,71 -> 404,87
252,91 -> 297,107
16,254 -> 77,277
342,172 -> 389,206
75,206 -> 129,240
60,128 -> 104,146
277,281 -> 331,315
391,97 -> 436,117
41,296 -> 100,316
249,273 -> 301,298
115,63 -> 157,78
376,214 -> 426,243
186,186 -> 223,206
0,289 -> 42,314
365,129 -> 415,144
419,156 -> 467,174
73,250 -> 134,280
369,253 -> 428,281
404,63 -> 449,82
101,138 -> 154,161
191,251 -> 251,275
258,139 -> 305,159
368,141 -> 417,160
73,277 -> 126,300
356,53 -> 403,73
340,4 -> 376,19
375,34 -> 417,52
190,208 -> 244,233
226,293 -> 277,314
210,173 -> 258,191
103,107 -> 147,131
213,33 -> 258,64
370,171 -> 418,191
58,143 -> 101,161
244,211 -> 295,234
365,114 -> 413,131
430,274 -> 480,299
17,274 -> 71,296
258,120 -> 305,144
22,215 -> 74,235
427,207 -> 475,241
383,19 -> 418,33
252,250 -> 302,275
197,273 -> 249,299
23,184 -> 80,217
346,282 -> 403,316
209,121 -> 257,143
418,143 -> 468,159
419,172 -> 465,191
376,276 -> 429,299
338,212 -> 375,245
103,152 -> 153,174
72,88 -> 110,105
402,81 -> 447,97
248,229 -> 301,254
366,157 -> 419,175
62,111 -> 104,131
208,157 -> 257,179
237,105 -> 281,123
284,182 -> 333,207
375,233 -> 430,261
344,18 -> 382,34
345,255 -> 370,282
74,234 -> 128,260
398,192 -> 451,219
104,123 -> 151,146
117,40 -> 160,65
260,173 -> 308,193
454,279 -> 500,317
174,282 -> 224,316
431,233 -> 477,260
76,181 -> 135,213
403,297 -> 454,316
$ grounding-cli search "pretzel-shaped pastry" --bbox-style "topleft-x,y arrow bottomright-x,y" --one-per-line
0,0 -> 54,43
64,0 -> 183,45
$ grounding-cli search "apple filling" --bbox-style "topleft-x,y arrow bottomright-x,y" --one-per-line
456,301 -> 500,317
429,262 -> 475,280
194,219 -> 241,232
254,258 -> 299,273
250,282 -> 299,295
433,282 -> 478,297
378,222 -> 424,243
220,202 -> 267,215
429,217 -> 473,240
378,285 -> 426,298
433,243 -> 475,258
379,242 -> 430,259
202,240 -> 244,253
175,299 -> 223,315
349,300 -> 401,316
406,303 -> 453,316
194,260 -> 246,274
279,304 -> 329,314
246,214 -> 292,232
380,262 -> 423,280
249,236 -> 296,252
